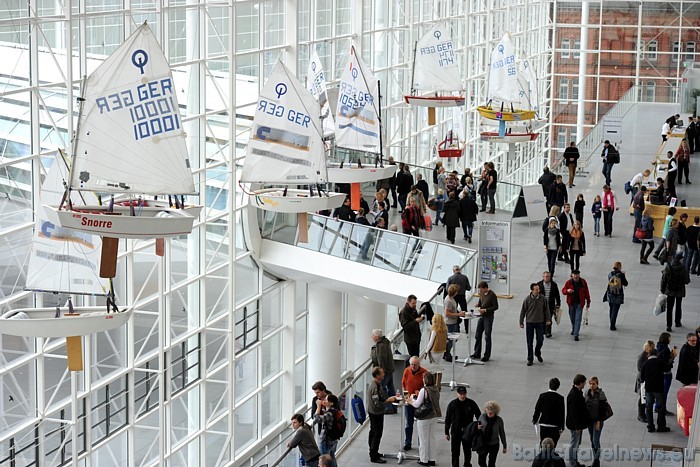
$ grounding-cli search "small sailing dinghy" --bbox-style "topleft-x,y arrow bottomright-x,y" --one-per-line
404,23 -> 465,107
44,23 -> 199,239
241,60 -> 345,213
437,130 -> 465,158
329,46 -> 396,184
0,156 -> 133,370
477,34 -> 537,123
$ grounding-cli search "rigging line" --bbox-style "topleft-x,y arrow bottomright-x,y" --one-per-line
279,62 -> 326,144
350,45 -> 382,119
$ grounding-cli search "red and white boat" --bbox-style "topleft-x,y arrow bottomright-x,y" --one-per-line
46,23 -> 200,239
437,130 -> 465,158
404,23 -> 464,108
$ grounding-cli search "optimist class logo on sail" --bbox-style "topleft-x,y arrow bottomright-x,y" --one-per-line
93,49 -> 181,141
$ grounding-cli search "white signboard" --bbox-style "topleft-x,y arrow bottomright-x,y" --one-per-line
604,116 -> 623,143
522,184 -> 548,221
477,219 -> 512,296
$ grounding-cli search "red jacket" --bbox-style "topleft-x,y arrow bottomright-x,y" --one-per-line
561,278 -> 591,308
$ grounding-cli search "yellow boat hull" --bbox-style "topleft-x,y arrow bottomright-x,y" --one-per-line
477,106 -> 536,122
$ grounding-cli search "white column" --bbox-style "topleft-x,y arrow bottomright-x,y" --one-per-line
576,2 -> 590,143
307,286 -> 342,394
348,296 -> 385,371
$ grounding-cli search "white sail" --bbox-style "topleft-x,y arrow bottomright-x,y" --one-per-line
306,50 -> 335,138
26,154 -> 108,295
518,59 -> 538,113
487,34 -> 522,106
70,23 -> 195,195
413,23 -> 462,92
335,47 -> 381,153
240,61 -> 326,184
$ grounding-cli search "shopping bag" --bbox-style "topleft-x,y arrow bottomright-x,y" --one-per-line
423,214 -> 432,232
653,293 -> 667,316
554,306 -> 563,325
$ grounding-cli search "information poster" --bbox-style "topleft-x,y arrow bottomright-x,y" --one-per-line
477,219 -> 512,296
521,184 -> 548,222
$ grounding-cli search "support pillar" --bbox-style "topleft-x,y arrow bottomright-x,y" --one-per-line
348,296 -> 386,371
307,286 -> 342,394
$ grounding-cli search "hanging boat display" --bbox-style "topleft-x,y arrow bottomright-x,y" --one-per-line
404,23 -> 465,107
437,130 -> 465,158
477,34 -> 537,123
44,23 -> 199,239
240,60 -> 345,213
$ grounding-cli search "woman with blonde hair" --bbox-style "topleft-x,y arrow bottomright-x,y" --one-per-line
477,400 -> 507,467
568,220 -> 586,272
409,372 -> 441,466
422,313 -> 448,386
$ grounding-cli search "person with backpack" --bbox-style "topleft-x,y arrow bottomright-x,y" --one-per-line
605,261 -> 628,331
409,371 -> 442,466
600,140 -> 619,185
314,394 -> 345,466
660,253 -> 691,332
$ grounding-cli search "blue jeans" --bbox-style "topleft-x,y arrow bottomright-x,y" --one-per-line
446,323 -> 460,356
568,304 -> 583,337
568,429 -> 583,467
404,404 -> 415,448
381,373 -> 396,412
593,217 -> 600,234
608,303 -> 621,329
319,439 -> 338,467
588,421 -> 604,460
525,322 -> 544,362
461,221 -> 474,238
685,248 -> 698,273
602,162 -> 612,185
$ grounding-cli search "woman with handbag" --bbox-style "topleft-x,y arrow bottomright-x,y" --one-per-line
409,372 -> 442,466
422,313 -> 448,387
639,209 -> 655,264
585,377 -> 611,467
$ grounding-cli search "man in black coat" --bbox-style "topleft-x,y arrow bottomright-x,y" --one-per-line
640,349 -> 671,432
396,164 -> 414,212
687,116 -> 696,153
532,378 -> 565,446
549,175 -> 568,209
564,142 -> 580,188
566,374 -> 589,467
538,167 -> 556,212
444,386 -> 481,467
416,173 -> 430,204
398,294 -> 424,358
459,192 -> 479,243
537,271 -> 561,338
557,203 -> 573,263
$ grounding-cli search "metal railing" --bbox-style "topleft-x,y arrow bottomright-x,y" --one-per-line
260,212 -> 478,283
257,277 -> 470,467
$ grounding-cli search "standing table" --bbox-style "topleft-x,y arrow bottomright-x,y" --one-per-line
442,332 -> 470,391
383,398 -> 420,464
457,312 -> 485,366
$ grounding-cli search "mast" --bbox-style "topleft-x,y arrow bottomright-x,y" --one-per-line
409,41 -> 418,94
377,79 -> 384,167
63,75 -> 87,210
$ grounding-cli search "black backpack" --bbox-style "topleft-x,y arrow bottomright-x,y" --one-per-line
325,408 -> 347,440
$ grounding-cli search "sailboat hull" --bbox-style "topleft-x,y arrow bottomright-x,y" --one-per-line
249,189 -> 345,213
480,132 -> 539,143
404,95 -> 466,108
0,307 -> 133,338
327,165 -> 397,183
477,106 -> 536,121
44,205 -> 198,239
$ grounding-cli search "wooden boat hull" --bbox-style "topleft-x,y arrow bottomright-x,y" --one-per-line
43,205 -> 199,239
249,189 -> 346,213
437,139 -> 464,158
477,106 -> 536,121
480,132 -> 539,143
327,165 -> 397,183
0,307 -> 133,338
404,95 -> 465,107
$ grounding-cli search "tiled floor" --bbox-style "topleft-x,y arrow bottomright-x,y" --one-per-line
336,103 -> 699,467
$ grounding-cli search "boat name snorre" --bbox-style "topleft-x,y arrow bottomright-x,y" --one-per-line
419,31 -> 455,67
94,51 -> 181,142
81,217 -> 113,229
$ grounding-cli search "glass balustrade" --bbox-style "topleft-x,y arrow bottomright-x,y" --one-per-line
260,212 -> 477,283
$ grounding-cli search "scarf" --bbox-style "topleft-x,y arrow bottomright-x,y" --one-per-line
570,228 -> 582,239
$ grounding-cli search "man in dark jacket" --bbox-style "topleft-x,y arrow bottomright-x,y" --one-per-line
549,175 -> 568,209
396,164 -> 414,211
399,295 -> 424,359
537,271 -> 561,339
288,413 -> 321,466
640,349 -> 671,432
332,196 -> 356,222
601,140 -> 618,185
557,203 -> 573,263
676,332 -> 699,386
660,253 -> 691,332
416,173 -> 430,204
367,367 -> 399,463
538,167 -> 556,212
371,329 -> 396,413
459,191 -> 479,243
566,374 -> 589,467
564,142 -> 580,188
519,283 -> 551,366
444,386 -> 481,467
532,378 -> 565,446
